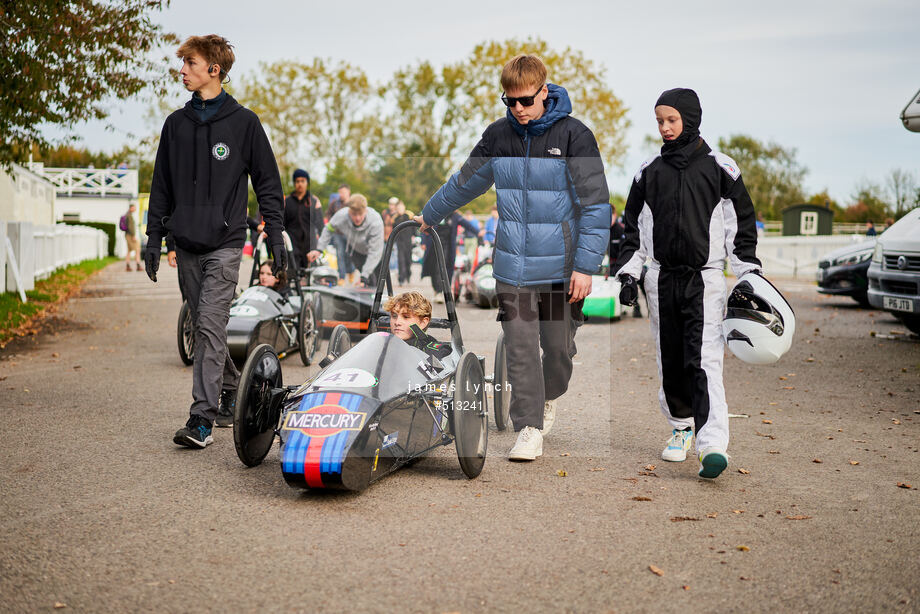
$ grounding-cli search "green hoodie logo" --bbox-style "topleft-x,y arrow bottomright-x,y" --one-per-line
212,142 -> 229,161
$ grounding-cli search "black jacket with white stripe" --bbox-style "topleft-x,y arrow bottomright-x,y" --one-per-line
615,139 -> 761,279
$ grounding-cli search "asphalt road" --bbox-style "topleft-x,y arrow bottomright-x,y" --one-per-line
1,261 -> 918,613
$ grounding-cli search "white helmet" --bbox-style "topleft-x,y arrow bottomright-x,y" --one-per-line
723,272 -> 795,364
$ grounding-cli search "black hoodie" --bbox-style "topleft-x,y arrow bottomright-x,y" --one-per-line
147,92 -> 284,254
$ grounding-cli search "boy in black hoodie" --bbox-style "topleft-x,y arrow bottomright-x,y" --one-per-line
615,88 -> 762,479
145,34 -> 286,448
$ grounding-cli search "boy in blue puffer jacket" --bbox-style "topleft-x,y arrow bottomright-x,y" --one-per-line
416,54 -> 609,461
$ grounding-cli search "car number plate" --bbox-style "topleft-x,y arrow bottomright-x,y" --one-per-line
883,296 -> 914,312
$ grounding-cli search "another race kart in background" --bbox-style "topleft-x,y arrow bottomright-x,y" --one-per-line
177,233 -> 321,368
816,239 -> 875,307
581,255 -> 623,320
453,245 -> 498,309
231,220 -> 513,492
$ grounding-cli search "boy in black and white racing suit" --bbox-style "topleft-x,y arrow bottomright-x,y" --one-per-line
615,88 -> 762,479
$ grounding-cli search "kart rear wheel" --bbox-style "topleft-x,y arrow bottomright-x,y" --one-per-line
298,295 -> 320,366
233,344 -> 283,467
328,323 -> 352,357
177,300 -> 194,366
451,351 -> 488,478
492,331 -> 511,430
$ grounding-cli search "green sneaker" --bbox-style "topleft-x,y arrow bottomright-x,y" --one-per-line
698,447 -> 728,479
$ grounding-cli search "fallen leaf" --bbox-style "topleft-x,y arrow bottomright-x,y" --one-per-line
631,496 -> 652,501
739,576 -> 752,581
706,513 -> 718,518
897,482 -> 912,489
556,469 -> 567,477
738,468 -> 750,474
560,452 -> 570,457
849,460 -> 860,466
638,471 -> 659,477
649,564 -> 664,576
588,467 -> 605,472
732,509 -> 745,514
805,357 -> 815,362
644,464 -> 656,471
53,604 -> 66,610
737,545 -> 750,552
768,450 -> 780,454
813,458 -> 823,464
783,386 -> 795,390
51,352 -> 59,358
779,376 -> 787,380
768,402 -> 778,405
762,419 -> 773,424
670,516 -> 701,522
398,542 -> 406,547
892,419 -> 901,425
682,585 -> 690,590
786,515 -> 812,520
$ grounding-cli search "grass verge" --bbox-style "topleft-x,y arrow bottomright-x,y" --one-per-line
0,257 -> 117,348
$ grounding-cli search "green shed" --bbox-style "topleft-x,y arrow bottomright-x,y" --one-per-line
781,204 -> 834,236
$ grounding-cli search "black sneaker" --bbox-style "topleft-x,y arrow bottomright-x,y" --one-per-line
215,389 -> 236,428
173,415 -> 214,448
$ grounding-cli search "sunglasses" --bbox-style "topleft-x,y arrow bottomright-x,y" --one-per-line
501,84 -> 544,108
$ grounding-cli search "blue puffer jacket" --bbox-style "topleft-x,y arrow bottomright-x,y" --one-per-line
422,84 -> 610,286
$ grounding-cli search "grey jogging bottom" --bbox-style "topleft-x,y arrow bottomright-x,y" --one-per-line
176,247 -> 242,423
495,281 -> 584,432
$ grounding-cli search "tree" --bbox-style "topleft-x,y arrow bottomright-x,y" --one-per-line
717,134 -> 807,220
841,181 -> 890,223
235,58 -> 374,179
886,168 -> 918,218
0,1 -> 177,165
380,38 -> 631,170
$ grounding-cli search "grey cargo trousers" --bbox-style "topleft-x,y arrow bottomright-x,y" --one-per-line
496,281 -> 584,432
176,247 -> 242,423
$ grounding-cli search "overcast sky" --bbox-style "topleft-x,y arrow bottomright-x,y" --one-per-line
56,0 -> 919,203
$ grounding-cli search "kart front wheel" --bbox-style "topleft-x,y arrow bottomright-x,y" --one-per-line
492,331 -> 511,431
233,344 -> 283,467
451,351 -> 488,479
177,301 -> 194,366
328,323 -> 352,358
298,295 -> 320,366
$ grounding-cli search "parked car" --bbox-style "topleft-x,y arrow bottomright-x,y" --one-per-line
816,239 -> 875,306
867,207 -> 920,334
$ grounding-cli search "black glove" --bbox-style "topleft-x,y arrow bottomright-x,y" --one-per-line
618,274 -> 638,306
144,246 -> 160,282
270,244 -> 287,276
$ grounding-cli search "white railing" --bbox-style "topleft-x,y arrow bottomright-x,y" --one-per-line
38,167 -> 139,197
2,221 -> 108,296
756,234 -> 869,279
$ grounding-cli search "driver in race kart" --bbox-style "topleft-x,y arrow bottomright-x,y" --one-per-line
384,291 -> 452,360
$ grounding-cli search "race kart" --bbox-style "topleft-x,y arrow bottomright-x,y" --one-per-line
582,255 -> 623,320
454,246 -> 498,308
176,232 -> 321,368
231,220 -> 512,491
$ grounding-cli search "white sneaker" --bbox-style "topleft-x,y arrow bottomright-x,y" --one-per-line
661,428 -> 693,462
541,399 -> 556,435
508,426 -> 543,461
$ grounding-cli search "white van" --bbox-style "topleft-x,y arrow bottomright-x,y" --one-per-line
867,207 -> 920,334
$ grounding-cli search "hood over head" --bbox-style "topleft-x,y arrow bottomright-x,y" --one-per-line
656,88 -> 703,169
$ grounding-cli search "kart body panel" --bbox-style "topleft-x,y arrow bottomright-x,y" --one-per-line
279,332 -> 458,491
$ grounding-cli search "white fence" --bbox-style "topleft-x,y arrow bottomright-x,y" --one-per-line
756,234 -> 869,279
2,221 -> 108,297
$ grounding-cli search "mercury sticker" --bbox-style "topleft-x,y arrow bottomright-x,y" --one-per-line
282,404 -> 366,437
212,142 -> 230,161
314,368 -> 378,388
